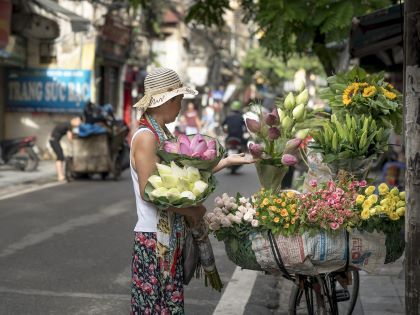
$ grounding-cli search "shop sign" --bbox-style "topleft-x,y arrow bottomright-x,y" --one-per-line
6,68 -> 91,113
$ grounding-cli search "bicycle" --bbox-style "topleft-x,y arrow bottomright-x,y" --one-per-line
267,231 -> 360,315
288,266 -> 359,315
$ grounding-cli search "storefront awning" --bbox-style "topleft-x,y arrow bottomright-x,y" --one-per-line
32,0 -> 90,32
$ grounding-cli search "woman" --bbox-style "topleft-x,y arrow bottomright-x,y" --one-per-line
130,68 -> 253,314
183,102 -> 201,135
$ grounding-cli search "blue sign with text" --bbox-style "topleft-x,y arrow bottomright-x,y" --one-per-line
6,68 -> 91,113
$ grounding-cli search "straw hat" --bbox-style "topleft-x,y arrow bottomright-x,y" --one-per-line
133,68 -> 198,118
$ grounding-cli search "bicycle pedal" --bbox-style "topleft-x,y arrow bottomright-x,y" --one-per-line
335,289 -> 351,302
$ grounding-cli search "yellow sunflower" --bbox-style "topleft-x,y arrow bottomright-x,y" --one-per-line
381,87 -> 397,100
362,86 -> 376,98
343,83 -> 359,106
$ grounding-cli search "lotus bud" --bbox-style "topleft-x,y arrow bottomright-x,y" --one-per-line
295,89 -> 309,105
192,180 -> 209,196
281,154 -> 298,166
186,166 -> 201,182
248,143 -> 263,158
167,188 -> 181,202
295,128 -> 310,140
190,134 -> 206,149
292,104 -> 305,121
281,116 -> 293,131
284,92 -> 295,110
245,118 -> 261,133
264,113 -> 279,126
284,138 -> 302,155
150,187 -> 169,199
191,141 -> 208,157
207,139 -> 216,150
202,149 -> 217,160
161,174 -> 178,188
178,134 -> 191,146
148,175 -> 163,189
156,163 -> 172,177
179,142 -> 192,156
277,109 -> 285,122
268,127 -> 281,140
294,79 -> 305,92
163,141 -> 178,153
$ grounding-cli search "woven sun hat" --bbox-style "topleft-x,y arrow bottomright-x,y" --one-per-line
133,68 -> 198,117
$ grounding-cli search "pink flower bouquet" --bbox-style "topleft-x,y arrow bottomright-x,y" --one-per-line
297,178 -> 363,234
158,134 -> 225,171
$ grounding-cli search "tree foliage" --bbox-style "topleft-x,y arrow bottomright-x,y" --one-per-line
242,48 -> 324,88
185,0 -> 394,74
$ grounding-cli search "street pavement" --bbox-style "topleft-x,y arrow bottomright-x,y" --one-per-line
0,164 -> 405,314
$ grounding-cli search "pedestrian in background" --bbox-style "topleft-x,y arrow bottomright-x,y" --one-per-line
183,102 -> 201,135
201,105 -> 217,137
49,117 -> 81,181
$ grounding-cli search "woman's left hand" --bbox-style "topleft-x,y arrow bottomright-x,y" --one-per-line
225,153 -> 256,167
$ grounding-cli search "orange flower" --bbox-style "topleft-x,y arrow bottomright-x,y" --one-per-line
256,211 -> 260,216
281,209 -> 288,217
274,217 -> 280,223
291,219 -> 296,225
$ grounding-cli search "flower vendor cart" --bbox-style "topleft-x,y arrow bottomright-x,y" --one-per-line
206,68 -> 405,314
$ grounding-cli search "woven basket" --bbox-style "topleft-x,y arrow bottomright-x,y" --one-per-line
224,236 -> 262,271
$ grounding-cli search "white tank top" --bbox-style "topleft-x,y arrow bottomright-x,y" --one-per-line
130,128 -> 158,232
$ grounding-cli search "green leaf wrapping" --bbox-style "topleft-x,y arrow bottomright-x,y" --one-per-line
144,170 -> 217,209
157,135 -> 225,171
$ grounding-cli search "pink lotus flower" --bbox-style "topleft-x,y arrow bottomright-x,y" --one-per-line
178,134 -> 190,146
207,139 -> 216,150
179,142 -> 192,156
268,127 -> 281,140
190,134 -> 205,148
249,143 -> 263,158
191,140 -> 207,157
281,154 -> 298,166
202,149 -> 217,160
245,118 -> 261,133
163,141 -> 179,153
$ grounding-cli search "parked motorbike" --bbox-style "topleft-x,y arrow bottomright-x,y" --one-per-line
225,137 -> 244,174
0,136 -> 40,171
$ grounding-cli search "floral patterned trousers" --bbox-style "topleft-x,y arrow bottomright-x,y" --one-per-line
131,232 -> 184,315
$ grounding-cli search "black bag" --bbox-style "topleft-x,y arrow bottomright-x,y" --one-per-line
183,227 -> 200,285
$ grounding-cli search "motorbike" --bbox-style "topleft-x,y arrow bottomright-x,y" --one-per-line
0,136 -> 40,171
225,136 -> 245,174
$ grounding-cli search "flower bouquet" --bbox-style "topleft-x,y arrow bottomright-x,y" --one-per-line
245,81 -> 322,191
298,178 -> 363,234
354,183 -> 405,263
158,134 -> 225,171
310,114 -> 389,178
320,66 -> 403,134
205,193 -> 262,270
144,162 -> 216,208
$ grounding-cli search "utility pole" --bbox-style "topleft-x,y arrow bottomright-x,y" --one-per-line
404,1 -> 420,314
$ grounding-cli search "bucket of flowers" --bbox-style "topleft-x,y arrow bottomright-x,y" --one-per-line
313,66 -> 403,178
245,80 -> 323,192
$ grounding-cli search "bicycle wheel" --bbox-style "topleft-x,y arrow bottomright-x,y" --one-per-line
289,276 -> 330,315
289,268 -> 360,315
335,267 -> 359,315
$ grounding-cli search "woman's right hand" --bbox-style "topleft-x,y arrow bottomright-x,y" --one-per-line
181,204 -> 207,228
